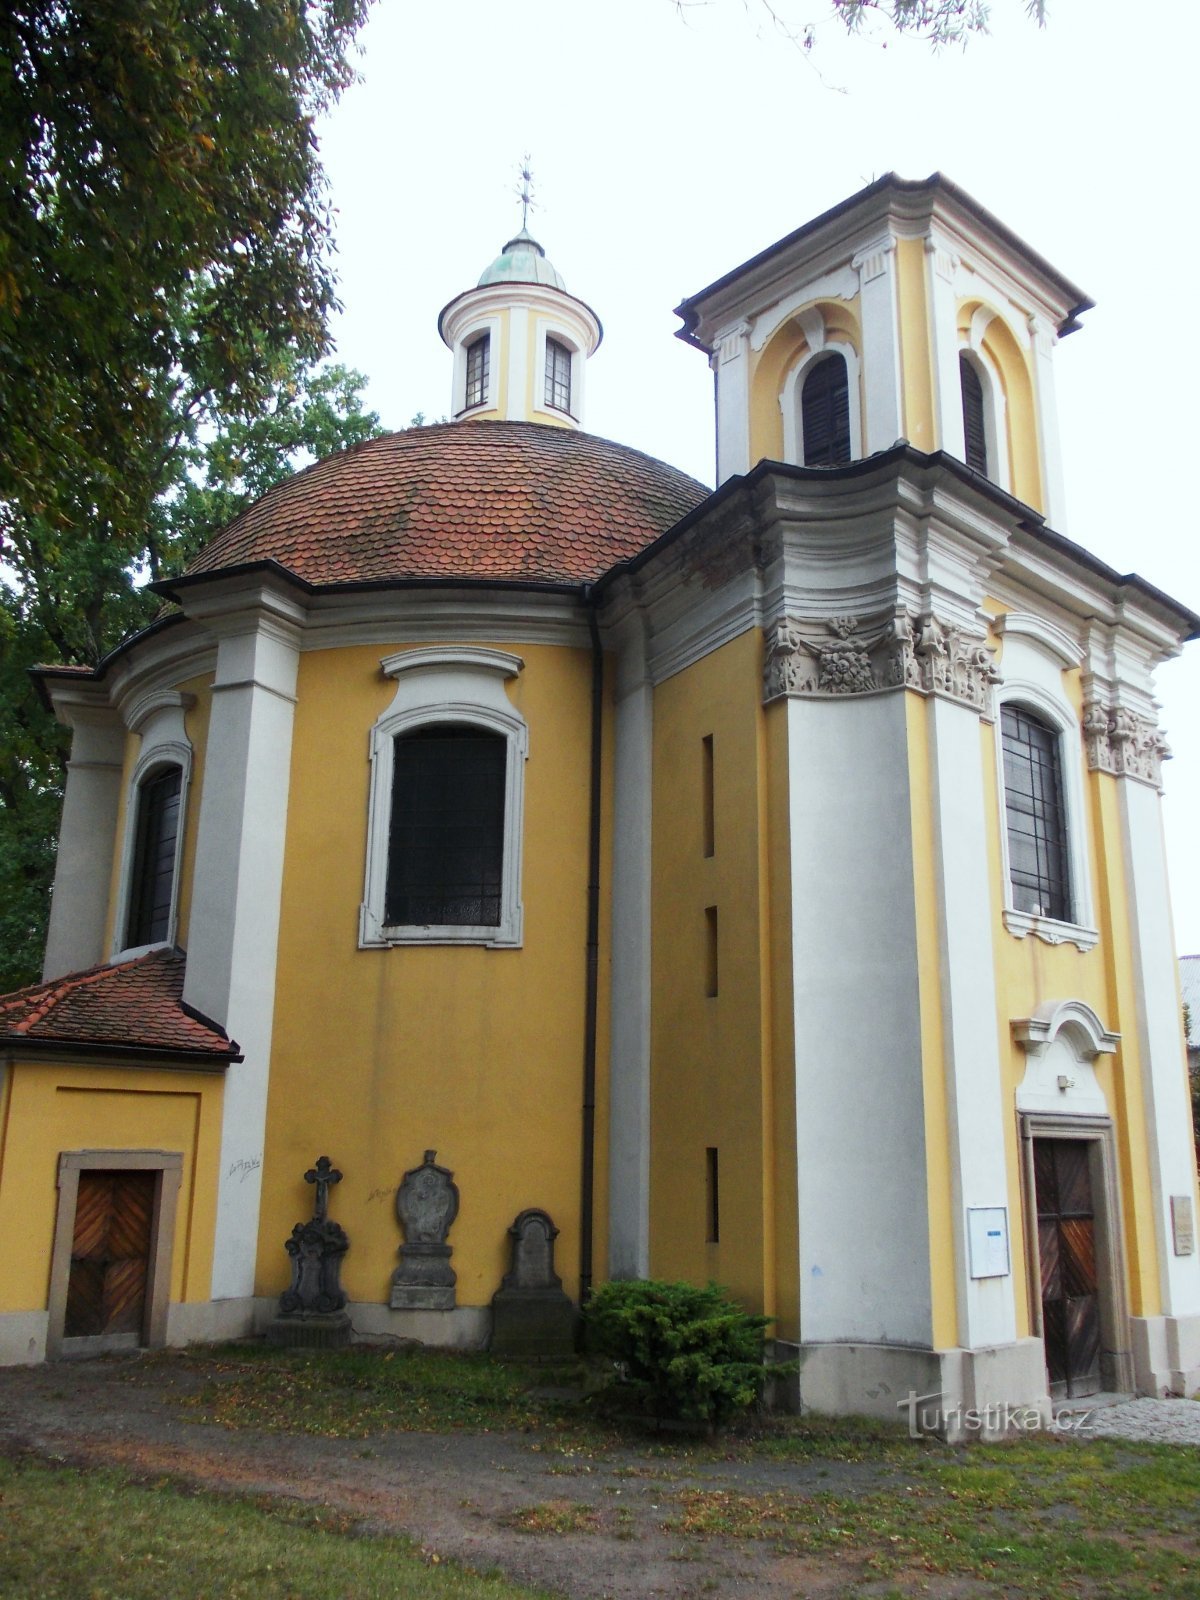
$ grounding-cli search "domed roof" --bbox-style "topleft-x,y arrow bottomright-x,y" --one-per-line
477,228 -> 567,291
185,421 -> 710,588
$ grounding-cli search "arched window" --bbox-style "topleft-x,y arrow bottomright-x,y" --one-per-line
801,353 -> 851,466
386,725 -> 507,928
1000,705 -> 1070,922
545,337 -> 572,413
960,353 -> 988,475
465,333 -> 490,409
125,765 -> 183,948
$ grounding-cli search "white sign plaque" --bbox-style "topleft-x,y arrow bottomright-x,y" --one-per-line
1171,1195 -> 1195,1257
967,1206 -> 1011,1278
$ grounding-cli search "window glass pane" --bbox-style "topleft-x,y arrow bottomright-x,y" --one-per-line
801,353 -> 851,466
125,766 -> 182,947
1001,705 -> 1070,920
386,726 -> 506,926
545,338 -> 572,413
465,335 -> 489,409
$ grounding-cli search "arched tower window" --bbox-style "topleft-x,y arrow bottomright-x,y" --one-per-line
960,353 -> 988,475
1000,704 -> 1070,923
545,337 -> 572,414
801,353 -> 851,466
125,765 -> 183,948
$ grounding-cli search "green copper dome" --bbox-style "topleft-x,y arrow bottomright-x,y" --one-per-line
477,228 -> 567,291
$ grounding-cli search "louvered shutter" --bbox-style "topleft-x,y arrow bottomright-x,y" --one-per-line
960,354 -> 988,475
801,354 -> 851,466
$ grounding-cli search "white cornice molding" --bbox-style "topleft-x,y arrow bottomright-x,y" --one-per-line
124,688 -> 197,736
993,610 -> 1083,667
380,645 -> 524,683
1013,999 -> 1119,1060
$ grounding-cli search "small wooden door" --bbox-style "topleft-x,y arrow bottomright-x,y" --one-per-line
1033,1139 -> 1101,1398
64,1170 -> 156,1340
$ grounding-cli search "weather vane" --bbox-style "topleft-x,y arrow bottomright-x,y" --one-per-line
516,157 -> 535,231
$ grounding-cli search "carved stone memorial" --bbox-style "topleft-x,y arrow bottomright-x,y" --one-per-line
490,1208 -> 577,1358
266,1155 -> 351,1347
390,1150 -> 459,1311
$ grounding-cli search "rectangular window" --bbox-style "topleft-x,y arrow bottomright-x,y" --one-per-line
465,334 -> 489,409
701,734 -> 714,858
705,1148 -> 720,1244
704,905 -> 718,998
1001,704 -> 1070,921
545,337 -> 572,413
386,725 -> 506,927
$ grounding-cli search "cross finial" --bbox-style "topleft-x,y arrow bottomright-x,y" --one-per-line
516,157 -> 535,231
304,1155 -> 342,1222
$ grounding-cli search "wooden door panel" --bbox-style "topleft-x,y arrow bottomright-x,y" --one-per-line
1033,1138 -> 1102,1398
65,1170 -> 156,1341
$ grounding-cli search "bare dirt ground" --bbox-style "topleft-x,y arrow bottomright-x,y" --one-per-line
0,1350 -> 980,1599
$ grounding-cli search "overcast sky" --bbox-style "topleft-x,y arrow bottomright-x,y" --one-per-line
314,0 -> 1200,952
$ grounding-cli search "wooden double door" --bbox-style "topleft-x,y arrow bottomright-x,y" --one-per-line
1033,1138 -> 1101,1398
64,1169 -> 157,1340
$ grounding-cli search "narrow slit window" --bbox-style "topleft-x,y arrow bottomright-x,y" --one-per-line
960,353 -> 988,476
125,766 -> 182,948
465,334 -> 490,409
701,734 -> 714,858
704,905 -> 718,998
705,1148 -> 720,1244
545,337 -> 572,413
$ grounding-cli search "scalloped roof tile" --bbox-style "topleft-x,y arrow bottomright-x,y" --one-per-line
185,420 -> 710,588
0,948 -> 240,1059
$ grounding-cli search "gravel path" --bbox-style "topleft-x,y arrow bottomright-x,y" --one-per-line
1073,1397 -> 1200,1445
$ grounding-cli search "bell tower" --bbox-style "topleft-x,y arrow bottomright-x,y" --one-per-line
675,173 -> 1092,530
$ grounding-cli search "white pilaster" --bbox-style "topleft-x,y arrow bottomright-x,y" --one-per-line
1029,316 -> 1069,530
181,584 -> 303,1301
42,699 -> 126,980
607,613 -> 653,1278
927,693 -> 1018,1347
1119,776 -> 1200,1318
788,693 -> 932,1346
926,238 -> 965,459
714,321 -> 752,484
852,238 -> 903,454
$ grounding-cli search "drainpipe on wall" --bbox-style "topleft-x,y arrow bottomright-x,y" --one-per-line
579,583 -> 603,1307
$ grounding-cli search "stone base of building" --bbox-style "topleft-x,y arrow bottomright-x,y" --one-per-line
1131,1314 -> 1200,1397
0,1310 -> 49,1366
775,1337 -> 1051,1440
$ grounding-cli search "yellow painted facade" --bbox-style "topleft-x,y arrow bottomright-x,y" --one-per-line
0,1060 -> 224,1314
257,640 -> 607,1308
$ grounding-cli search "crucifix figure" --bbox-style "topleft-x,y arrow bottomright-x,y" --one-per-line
304,1155 -> 342,1222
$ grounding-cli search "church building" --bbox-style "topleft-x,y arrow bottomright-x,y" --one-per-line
2,174 -> 1198,1432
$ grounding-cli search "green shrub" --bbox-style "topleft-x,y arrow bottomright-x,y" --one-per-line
584,1279 -> 772,1428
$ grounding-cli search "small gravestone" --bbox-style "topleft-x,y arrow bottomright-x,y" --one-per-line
390,1150 -> 459,1311
490,1209 -> 577,1358
267,1155 -> 351,1347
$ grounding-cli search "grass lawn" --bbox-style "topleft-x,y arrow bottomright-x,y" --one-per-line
0,1455 -> 551,1600
161,1344 -> 1200,1598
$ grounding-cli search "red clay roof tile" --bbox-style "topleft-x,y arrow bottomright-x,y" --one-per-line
186,420 -> 709,588
0,948 -> 239,1060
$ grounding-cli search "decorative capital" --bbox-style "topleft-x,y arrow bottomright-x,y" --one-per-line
764,609 -> 1000,717
1082,692 -> 1170,790
715,320 -> 752,364
851,236 -> 896,283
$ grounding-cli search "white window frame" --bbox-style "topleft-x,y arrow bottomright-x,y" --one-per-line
112,692 -> 194,960
360,647 -> 528,949
452,315 -> 501,417
532,318 -> 582,424
779,326 -> 863,468
992,614 -> 1096,952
